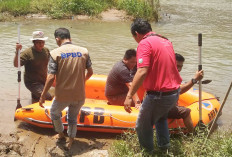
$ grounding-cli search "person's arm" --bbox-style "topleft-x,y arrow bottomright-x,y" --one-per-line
85,55 -> 93,81
85,67 -> 93,81
13,43 -> 22,67
180,70 -> 204,94
126,82 -> 141,109
39,74 -> 55,107
124,67 -> 148,113
39,56 -> 57,107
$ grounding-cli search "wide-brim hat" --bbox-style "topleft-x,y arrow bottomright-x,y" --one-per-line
30,31 -> 48,41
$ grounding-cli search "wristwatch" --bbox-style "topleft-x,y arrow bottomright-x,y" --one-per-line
191,78 -> 197,84
136,100 -> 141,104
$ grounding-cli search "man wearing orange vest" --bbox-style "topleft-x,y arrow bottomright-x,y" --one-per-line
39,28 -> 93,149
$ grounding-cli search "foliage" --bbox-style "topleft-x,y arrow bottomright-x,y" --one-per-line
70,0 -> 112,16
0,0 -> 159,20
30,0 -> 113,18
0,0 -> 31,16
110,127 -> 232,156
115,0 -> 159,21
30,0 -> 72,19
109,131 -> 142,156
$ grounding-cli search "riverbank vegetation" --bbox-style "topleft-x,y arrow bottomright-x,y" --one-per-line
0,0 -> 160,21
110,127 -> 232,156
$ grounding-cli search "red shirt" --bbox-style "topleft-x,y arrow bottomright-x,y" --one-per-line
137,32 -> 182,92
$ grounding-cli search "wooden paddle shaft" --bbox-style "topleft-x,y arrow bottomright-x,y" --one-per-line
204,81 -> 232,145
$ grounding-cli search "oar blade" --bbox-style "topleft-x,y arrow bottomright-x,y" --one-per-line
201,79 -> 212,84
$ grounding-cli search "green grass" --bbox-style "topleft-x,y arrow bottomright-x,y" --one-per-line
0,0 -> 159,20
30,0 -> 72,19
0,0 -> 31,16
116,0 -> 159,21
30,0 -> 112,19
70,0 -> 112,16
110,127 -> 232,156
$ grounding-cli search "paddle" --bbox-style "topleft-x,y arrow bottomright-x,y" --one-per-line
204,81 -> 232,144
15,25 -> 22,110
198,33 -> 203,124
199,79 -> 212,84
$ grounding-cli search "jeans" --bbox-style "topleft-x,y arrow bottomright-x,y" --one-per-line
50,98 -> 85,138
136,89 -> 180,152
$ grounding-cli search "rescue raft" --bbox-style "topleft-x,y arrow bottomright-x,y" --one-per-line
15,74 -> 221,133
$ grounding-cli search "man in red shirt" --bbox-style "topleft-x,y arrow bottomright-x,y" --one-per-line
124,18 -> 182,154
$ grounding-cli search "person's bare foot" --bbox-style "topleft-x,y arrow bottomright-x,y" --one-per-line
67,137 -> 74,149
53,132 -> 66,143
58,132 -> 65,138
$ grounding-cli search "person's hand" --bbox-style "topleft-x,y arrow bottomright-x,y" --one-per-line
194,70 -> 204,81
135,102 -> 141,110
124,96 -> 133,113
16,43 -> 22,52
39,94 -> 45,108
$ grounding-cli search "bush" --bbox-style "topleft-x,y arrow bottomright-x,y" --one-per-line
0,0 -> 31,16
70,0 -> 111,16
116,0 -> 159,21
30,0 -> 72,19
0,0 -> 160,20
31,0 -> 112,18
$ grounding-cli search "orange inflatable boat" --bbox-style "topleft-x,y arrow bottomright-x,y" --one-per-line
15,75 -> 221,133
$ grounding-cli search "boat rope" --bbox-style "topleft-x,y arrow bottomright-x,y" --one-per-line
81,111 -> 136,124
44,109 -> 51,119
188,97 -> 217,106
43,109 -> 189,130
108,113 -> 136,124
44,109 -> 136,124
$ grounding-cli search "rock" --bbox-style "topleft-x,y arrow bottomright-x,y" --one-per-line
26,14 -> 49,19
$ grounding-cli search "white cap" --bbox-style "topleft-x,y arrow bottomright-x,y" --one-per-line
30,31 -> 48,41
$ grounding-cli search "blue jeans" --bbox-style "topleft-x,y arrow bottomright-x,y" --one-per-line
136,89 -> 180,152
50,98 -> 85,138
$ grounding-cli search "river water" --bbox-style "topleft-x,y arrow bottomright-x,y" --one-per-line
0,0 -> 231,134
